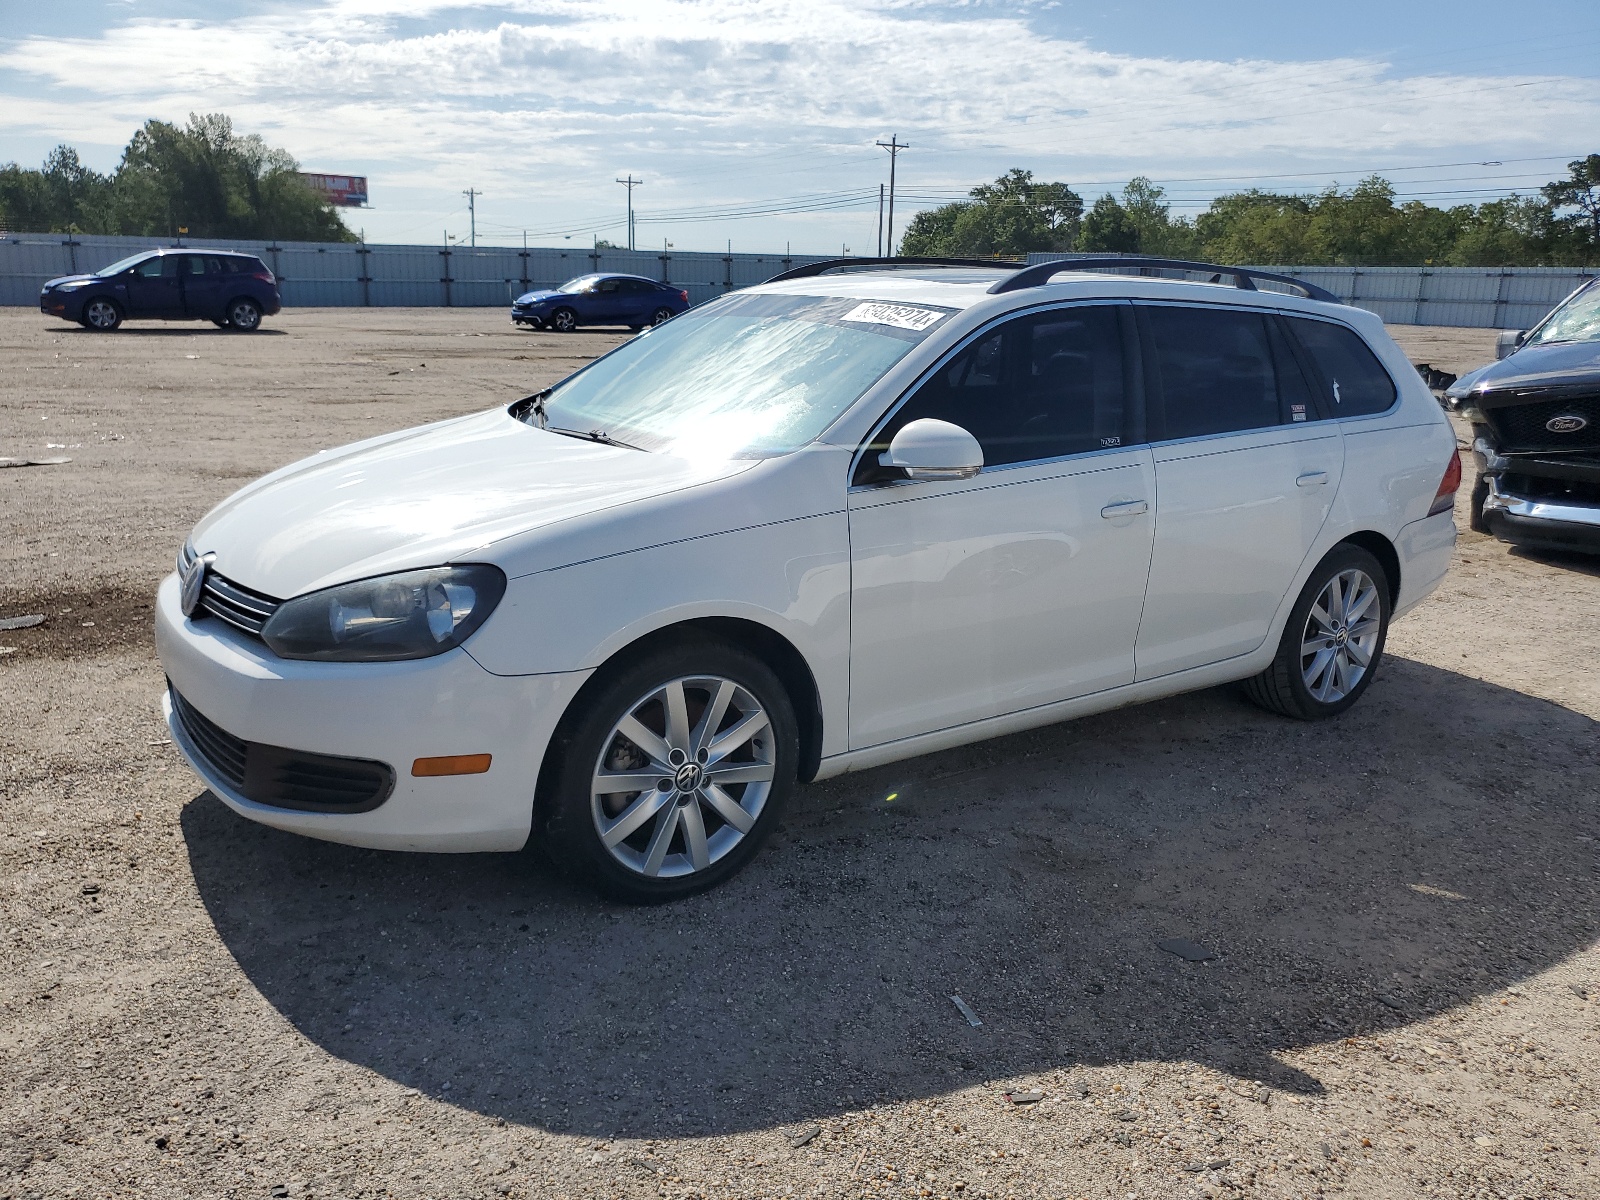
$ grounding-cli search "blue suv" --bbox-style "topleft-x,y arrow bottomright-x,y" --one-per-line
39,249 -> 282,332
511,273 -> 690,332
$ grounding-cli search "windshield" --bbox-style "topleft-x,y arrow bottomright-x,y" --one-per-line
530,292 -> 955,458
557,275 -> 598,293
1528,281 -> 1600,346
95,251 -> 157,276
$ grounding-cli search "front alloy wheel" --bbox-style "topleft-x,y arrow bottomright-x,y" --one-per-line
83,298 -> 122,331
592,676 -> 776,879
542,639 -> 797,902
549,307 -> 577,333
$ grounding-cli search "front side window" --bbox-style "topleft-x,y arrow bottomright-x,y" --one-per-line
134,257 -> 173,279
530,292 -> 954,459
557,275 -> 599,294
96,252 -> 157,277
1143,305 -> 1280,439
873,305 -> 1128,470
1286,317 -> 1397,417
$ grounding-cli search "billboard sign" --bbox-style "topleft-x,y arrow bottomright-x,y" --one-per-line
298,173 -> 368,207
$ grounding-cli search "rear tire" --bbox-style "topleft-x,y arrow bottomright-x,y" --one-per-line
650,306 -> 674,326
1243,544 -> 1391,721
539,637 -> 798,903
225,297 -> 262,331
83,297 -> 122,331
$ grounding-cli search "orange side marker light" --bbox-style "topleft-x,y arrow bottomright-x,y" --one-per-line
411,754 -> 492,777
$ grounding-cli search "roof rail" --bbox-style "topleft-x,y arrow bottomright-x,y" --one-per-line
764,256 -> 1025,284
987,257 -> 1341,303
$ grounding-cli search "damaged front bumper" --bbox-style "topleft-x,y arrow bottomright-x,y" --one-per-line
1473,437 -> 1600,553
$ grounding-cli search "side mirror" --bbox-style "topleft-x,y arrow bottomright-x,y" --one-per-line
1494,329 -> 1524,360
881,418 -> 983,482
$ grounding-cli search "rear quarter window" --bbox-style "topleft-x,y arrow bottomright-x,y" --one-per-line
1287,318 -> 1397,417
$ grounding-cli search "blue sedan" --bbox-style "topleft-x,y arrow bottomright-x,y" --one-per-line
511,273 -> 690,332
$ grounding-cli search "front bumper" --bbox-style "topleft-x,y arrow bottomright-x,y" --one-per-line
1481,478 -> 1600,553
155,573 -> 592,851
511,308 -> 545,327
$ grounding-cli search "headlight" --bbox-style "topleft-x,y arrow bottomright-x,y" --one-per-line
55,280 -> 90,291
260,565 -> 506,662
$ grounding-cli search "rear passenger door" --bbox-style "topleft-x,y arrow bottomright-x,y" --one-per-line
178,255 -> 226,320
1133,303 -> 1344,680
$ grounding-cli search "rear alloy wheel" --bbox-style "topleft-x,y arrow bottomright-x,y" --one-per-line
1244,544 -> 1391,720
650,306 -> 674,326
226,298 -> 262,331
541,640 -> 797,902
549,307 -> 577,333
83,298 -> 123,331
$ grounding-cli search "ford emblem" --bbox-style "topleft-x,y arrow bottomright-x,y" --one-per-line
179,552 -> 215,617
1546,414 -> 1588,433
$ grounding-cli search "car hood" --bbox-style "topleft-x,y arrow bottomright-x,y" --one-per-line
43,274 -> 99,289
513,289 -> 562,304
190,409 -> 756,598
1448,339 -> 1600,397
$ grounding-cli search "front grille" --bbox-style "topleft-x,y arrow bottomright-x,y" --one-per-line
1482,393 -> 1600,454
170,686 -> 395,814
179,544 -> 281,637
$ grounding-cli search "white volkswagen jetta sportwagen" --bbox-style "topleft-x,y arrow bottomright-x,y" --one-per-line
157,258 -> 1460,901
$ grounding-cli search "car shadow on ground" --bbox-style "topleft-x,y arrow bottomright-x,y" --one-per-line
182,656 -> 1599,1140
63,326 -> 288,337
1508,545 -> 1600,578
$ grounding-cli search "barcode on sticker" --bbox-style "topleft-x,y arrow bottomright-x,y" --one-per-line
841,302 -> 944,331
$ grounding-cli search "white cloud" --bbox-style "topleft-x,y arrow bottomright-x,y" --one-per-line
2,0 -> 1594,249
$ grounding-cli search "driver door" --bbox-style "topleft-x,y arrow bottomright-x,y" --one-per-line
847,302 -> 1157,748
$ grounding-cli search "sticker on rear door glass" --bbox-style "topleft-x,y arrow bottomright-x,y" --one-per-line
841,302 -> 946,332
1291,404 -> 1308,422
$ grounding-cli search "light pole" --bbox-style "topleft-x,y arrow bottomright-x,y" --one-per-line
616,175 -> 642,251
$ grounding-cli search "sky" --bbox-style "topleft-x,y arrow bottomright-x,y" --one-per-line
2,0 -> 1598,254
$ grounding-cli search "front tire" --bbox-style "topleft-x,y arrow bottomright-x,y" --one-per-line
83,297 -> 122,331
549,307 -> 577,333
225,297 -> 262,331
540,638 -> 798,903
1469,475 -> 1491,534
1244,544 -> 1391,721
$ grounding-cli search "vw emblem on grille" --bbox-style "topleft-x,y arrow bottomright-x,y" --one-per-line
1546,414 -> 1588,433
179,552 -> 215,617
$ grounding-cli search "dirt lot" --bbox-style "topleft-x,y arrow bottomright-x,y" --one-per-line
2,308 -> 1597,1200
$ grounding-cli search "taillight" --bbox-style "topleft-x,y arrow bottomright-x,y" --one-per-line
1428,448 -> 1462,516
679,290 -> 688,303
251,270 -> 275,284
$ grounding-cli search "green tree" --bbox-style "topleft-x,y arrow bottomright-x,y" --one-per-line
899,169 -> 1082,257
0,114 -> 354,242
1117,177 -> 1197,257
1542,154 -> 1600,257
1079,193 -> 1140,253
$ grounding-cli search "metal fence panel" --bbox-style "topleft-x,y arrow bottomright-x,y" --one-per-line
10,233 -> 1590,327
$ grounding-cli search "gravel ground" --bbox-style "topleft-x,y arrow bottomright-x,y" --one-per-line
2,308 -> 1597,1200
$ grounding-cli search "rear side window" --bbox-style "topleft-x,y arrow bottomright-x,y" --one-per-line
1286,318 -> 1397,417
1143,305 -> 1278,439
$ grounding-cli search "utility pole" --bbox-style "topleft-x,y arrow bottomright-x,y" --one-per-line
462,189 -> 480,247
877,183 -> 885,257
616,175 -> 642,251
875,135 -> 907,254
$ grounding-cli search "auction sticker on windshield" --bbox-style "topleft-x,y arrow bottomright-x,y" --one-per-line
841,302 -> 946,332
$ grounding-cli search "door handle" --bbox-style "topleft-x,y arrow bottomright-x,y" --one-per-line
1100,499 -> 1149,519
1296,471 -> 1330,487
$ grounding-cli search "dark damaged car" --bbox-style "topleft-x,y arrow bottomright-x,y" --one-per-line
1446,277 -> 1600,553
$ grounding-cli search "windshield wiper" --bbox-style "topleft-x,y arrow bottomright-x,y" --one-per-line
545,426 -> 646,452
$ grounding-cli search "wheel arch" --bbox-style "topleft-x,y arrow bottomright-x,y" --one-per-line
1337,530 -> 1401,607
536,616 -> 826,811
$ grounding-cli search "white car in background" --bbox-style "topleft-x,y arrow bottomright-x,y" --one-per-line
156,257 -> 1460,902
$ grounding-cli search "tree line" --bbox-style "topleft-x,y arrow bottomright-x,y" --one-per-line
900,158 -> 1600,266
0,113 -> 356,243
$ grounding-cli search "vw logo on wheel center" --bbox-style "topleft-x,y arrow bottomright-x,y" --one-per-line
673,761 -> 705,792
